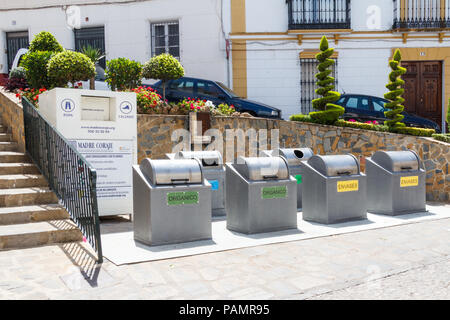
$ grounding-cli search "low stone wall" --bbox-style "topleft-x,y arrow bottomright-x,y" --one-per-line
137,114 -> 450,203
0,88 -> 25,152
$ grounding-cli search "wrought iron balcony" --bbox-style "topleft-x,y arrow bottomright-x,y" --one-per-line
393,0 -> 450,29
287,0 -> 351,30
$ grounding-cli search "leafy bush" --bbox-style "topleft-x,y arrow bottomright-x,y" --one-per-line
105,58 -> 142,91
290,114 -> 319,124
334,119 -> 389,132
309,36 -> 344,125
20,51 -> 54,89
16,88 -> 48,107
178,98 -> 210,113
215,103 -> 236,116
384,49 -> 407,130
9,67 -> 26,79
132,86 -> 163,113
47,51 -> 95,87
142,53 -> 184,100
432,133 -> 450,143
395,126 -> 435,137
29,31 -> 63,53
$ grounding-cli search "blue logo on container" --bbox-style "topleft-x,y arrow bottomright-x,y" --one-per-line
61,99 -> 75,112
120,101 -> 132,114
209,180 -> 219,191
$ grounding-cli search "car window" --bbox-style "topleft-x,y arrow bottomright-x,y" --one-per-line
373,99 -> 386,112
359,98 -> 370,110
336,97 -> 345,104
197,81 -> 222,98
169,79 -> 194,93
345,97 -> 358,109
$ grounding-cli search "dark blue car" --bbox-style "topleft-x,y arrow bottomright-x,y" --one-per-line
148,77 -> 282,119
335,94 -> 441,132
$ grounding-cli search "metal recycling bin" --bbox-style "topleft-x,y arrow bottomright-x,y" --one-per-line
226,156 -> 297,234
366,150 -> 426,215
175,151 -> 226,216
262,148 -> 314,209
302,154 -> 367,224
133,158 -> 212,246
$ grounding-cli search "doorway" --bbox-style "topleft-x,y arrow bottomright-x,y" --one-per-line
402,60 -> 442,128
6,31 -> 29,72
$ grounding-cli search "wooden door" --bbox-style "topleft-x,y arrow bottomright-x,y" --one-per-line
402,61 -> 442,127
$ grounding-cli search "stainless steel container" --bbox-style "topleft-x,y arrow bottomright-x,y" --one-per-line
366,150 -> 426,215
133,158 -> 212,246
226,156 -> 297,234
302,154 -> 367,224
175,151 -> 226,216
262,148 -> 314,209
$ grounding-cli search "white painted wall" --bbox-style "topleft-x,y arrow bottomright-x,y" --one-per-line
245,0 -> 288,33
351,0 -> 394,31
0,0 -> 229,85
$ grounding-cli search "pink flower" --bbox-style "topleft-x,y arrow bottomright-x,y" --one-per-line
348,119 -> 357,122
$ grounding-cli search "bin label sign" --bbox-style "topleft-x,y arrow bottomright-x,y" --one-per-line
167,191 -> 199,205
337,180 -> 359,192
400,176 -> 419,187
295,175 -> 302,184
209,180 -> 219,191
262,186 -> 287,199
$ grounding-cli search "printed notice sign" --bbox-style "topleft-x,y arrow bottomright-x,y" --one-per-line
337,180 -> 359,192
73,139 -> 134,214
400,176 -> 419,187
167,192 -> 199,206
262,186 -> 287,199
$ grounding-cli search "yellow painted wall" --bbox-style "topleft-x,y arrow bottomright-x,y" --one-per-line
231,0 -> 247,98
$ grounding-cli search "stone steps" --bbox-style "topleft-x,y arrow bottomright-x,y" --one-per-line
0,163 -> 40,175
0,187 -> 59,207
0,119 -> 84,251
0,204 -> 69,225
0,152 -> 30,163
0,142 -> 18,152
0,174 -> 48,189
0,219 -> 83,250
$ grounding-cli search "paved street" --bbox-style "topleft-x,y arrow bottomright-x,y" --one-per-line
0,214 -> 449,300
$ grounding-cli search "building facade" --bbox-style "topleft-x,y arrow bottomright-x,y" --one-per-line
0,0 -> 448,131
230,0 -> 450,131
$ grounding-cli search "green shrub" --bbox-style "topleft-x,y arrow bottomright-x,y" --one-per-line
215,103 -> 236,116
29,31 -> 63,53
47,51 -> 95,87
309,36 -> 344,125
290,114 -> 318,124
20,51 -> 55,89
432,133 -> 450,143
105,58 -> 143,91
384,49 -> 407,130
395,126 -> 435,137
142,53 -> 184,100
9,67 -> 26,79
334,119 -> 389,132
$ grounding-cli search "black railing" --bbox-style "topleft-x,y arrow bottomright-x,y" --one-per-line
22,97 -> 103,263
393,0 -> 450,29
287,0 -> 351,30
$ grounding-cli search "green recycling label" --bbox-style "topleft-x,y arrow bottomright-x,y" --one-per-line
261,186 -> 287,199
167,191 -> 199,206
295,175 -> 302,184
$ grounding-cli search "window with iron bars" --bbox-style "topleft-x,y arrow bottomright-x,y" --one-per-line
151,21 -> 180,59
300,58 -> 338,114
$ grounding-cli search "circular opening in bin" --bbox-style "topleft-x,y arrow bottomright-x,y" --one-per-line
294,150 -> 304,159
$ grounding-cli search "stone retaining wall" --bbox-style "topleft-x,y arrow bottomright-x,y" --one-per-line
0,88 -> 25,152
137,114 -> 450,203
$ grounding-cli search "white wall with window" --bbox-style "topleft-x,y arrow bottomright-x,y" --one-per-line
0,0 -> 230,85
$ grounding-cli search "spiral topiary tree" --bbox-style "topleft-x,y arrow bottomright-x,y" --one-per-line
310,36 -> 344,125
384,49 -> 406,131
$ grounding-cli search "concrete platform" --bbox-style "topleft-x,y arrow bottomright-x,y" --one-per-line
100,204 -> 450,266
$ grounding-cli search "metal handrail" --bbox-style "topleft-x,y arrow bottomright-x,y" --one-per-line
22,97 -> 103,263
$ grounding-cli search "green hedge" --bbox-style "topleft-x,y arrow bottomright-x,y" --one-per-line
29,31 -> 63,53
47,51 -> 95,87
432,133 -> 450,143
105,58 -> 143,91
395,127 -> 435,137
334,120 -> 389,132
20,51 -> 55,89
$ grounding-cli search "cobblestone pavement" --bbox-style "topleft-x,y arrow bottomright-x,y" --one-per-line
0,215 -> 449,300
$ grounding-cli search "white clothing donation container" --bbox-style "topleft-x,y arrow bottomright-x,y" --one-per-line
39,88 -> 137,217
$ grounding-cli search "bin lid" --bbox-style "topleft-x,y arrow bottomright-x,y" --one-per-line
176,150 -> 223,167
140,158 -> 203,185
371,150 -> 420,172
308,154 -> 360,177
235,156 -> 289,181
278,148 -> 314,166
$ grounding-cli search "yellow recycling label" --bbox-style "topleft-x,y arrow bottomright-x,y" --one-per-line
337,180 -> 359,192
400,176 -> 419,187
